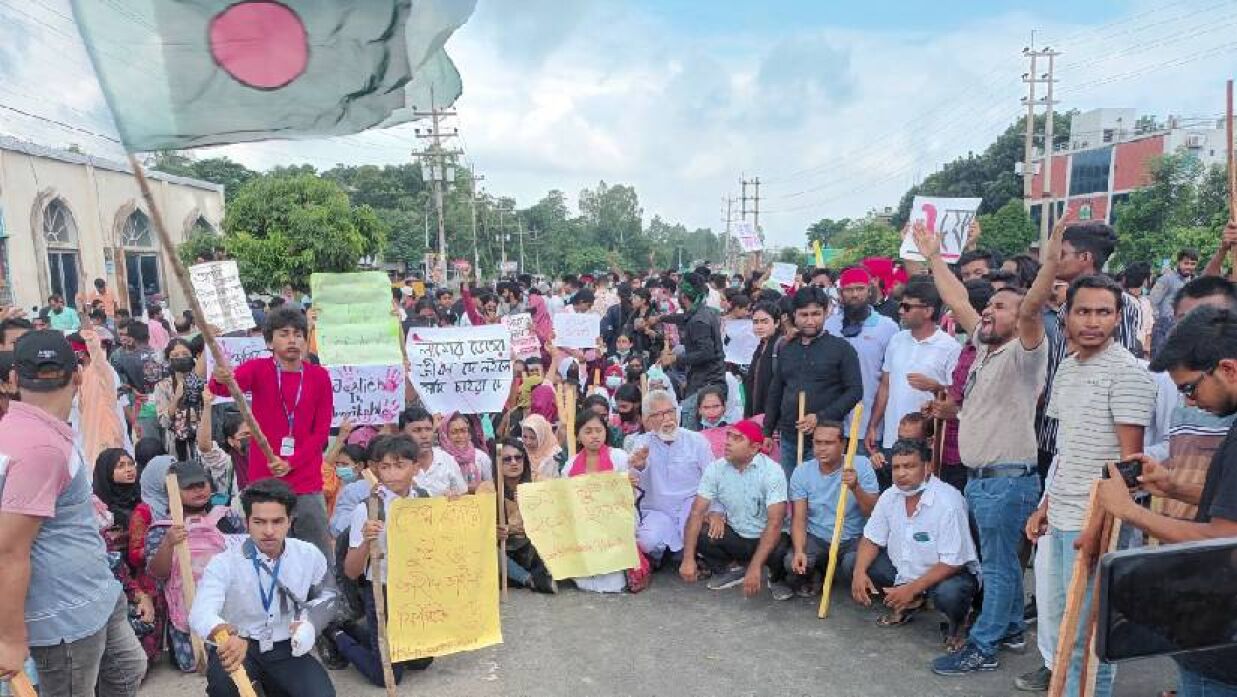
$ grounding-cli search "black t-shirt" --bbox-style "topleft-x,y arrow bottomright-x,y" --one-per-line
1174,423 -> 1237,685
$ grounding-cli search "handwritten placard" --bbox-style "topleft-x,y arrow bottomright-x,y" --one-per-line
898,196 -> 981,263
203,337 -> 271,404
329,364 -> 403,426
723,319 -> 758,366
734,221 -> 763,253
386,494 -> 501,661
516,472 -> 639,580
189,260 -> 252,335
500,313 -> 540,360
310,272 -> 402,366
764,262 -> 798,291
405,324 -> 513,414
552,313 -> 601,350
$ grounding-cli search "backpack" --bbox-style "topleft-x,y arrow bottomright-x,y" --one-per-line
152,506 -> 228,632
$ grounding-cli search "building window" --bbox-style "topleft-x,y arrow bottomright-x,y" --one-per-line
43,199 -> 79,248
121,209 -> 154,248
121,210 -> 163,316
42,200 -> 80,307
191,216 -> 216,236
1069,146 -> 1112,197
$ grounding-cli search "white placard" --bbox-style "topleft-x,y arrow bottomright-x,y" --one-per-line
734,222 -> 763,253
329,364 -> 404,427
552,313 -> 601,350
405,324 -> 514,414
501,313 -> 540,360
898,196 -> 982,263
723,319 -> 759,366
765,262 -> 798,290
204,337 -> 271,404
189,261 -> 252,335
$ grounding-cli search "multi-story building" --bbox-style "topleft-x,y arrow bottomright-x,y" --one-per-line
1027,107 -> 1230,227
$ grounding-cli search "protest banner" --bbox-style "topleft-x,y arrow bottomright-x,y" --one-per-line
329,364 -> 404,427
723,319 -> 758,366
898,196 -> 981,263
405,324 -> 513,414
203,337 -> 271,404
516,472 -> 639,580
310,272 -> 403,366
188,260 -> 252,335
385,494 -> 501,662
764,262 -> 798,290
552,313 -> 601,350
500,313 -> 540,360
734,221 -> 763,253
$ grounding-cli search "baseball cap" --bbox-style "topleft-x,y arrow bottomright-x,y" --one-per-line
729,419 -> 764,445
170,460 -> 211,489
12,330 -> 77,382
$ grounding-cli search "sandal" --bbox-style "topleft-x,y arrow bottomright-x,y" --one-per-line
877,608 -> 917,627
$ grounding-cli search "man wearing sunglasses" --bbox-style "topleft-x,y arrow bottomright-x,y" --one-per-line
824,267 -> 898,453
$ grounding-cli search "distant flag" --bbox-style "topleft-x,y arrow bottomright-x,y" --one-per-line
813,240 -> 824,267
70,0 -> 477,152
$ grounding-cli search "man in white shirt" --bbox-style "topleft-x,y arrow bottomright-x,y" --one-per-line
866,277 -> 962,488
399,407 -> 467,496
824,267 -> 899,447
848,439 -> 979,648
190,479 -> 338,697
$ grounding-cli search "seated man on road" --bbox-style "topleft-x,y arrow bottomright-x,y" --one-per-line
678,419 -> 790,598
779,421 -> 879,601
847,439 -> 979,649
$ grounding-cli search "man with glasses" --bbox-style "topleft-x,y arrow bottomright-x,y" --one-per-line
866,276 -> 961,490
825,267 -> 898,454
1024,273 -> 1156,697
628,389 -> 714,569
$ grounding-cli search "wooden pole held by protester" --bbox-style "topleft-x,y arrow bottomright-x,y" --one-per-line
1079,516 -> 1122,696
495,440 -> 509,600
565,387 -> 578,459
366,491 -> 398,697
128,155 -> 277,466
166,473 -> 208,672
819,405 -> 863,619
796,392 -> 807,467
1048,482 -> 1107,697
207,628 -> 259,697
9,673 -> 38,697
1227,79 -> 1236,276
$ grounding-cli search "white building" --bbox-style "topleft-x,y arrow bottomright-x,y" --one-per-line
0,137 -> 224,316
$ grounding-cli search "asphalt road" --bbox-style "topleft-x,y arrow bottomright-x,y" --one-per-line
141,573 -> 1172,697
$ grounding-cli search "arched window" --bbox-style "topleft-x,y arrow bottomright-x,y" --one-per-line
120,209 -> 154,248
42,199 -> 80,306
191,216 -> 216,237
121,209 -> 162,316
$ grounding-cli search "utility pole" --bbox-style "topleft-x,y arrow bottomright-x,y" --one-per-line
1020,39 -> 1038,209
721,196 -> 735,270
1037,48 -> 1060,249
517,217 -> 526,274
1022,44 -> 1060,248
740,178 -> 749,224
752,176 -> 761,236
469,167 -> 485,277
412,91 -> 462,283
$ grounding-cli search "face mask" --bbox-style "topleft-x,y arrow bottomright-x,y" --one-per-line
605,375 -> 622,389
170,357 -> 195,373
699,416 -> 723,429
893,476 -> 930,497
335,465 -> 359,484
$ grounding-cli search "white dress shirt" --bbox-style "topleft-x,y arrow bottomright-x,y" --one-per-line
863,477 -> 979,585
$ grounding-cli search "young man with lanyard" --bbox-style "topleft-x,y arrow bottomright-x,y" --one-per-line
210,307 -> 334,558
190,478 -> 338,697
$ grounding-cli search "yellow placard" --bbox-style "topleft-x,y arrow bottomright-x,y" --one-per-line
516,472 -> 639,580
385,494 -> 502,661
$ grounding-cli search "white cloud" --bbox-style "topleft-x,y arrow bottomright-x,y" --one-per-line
4,0 -> 1237,251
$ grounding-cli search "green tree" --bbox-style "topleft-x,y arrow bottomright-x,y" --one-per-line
830,220 -> 901,268
177,230 -> 227,266
976,200 -> 1038,257
776,247 -> 806,265
220,174 -> 389,291
1112,153 -> 1227,267
806,218 -> 852,247
150,152 -> 258,201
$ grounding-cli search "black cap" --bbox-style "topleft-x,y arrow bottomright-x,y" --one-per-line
170,460 -> 211,489
13,330 -> 77,380
571,289 -> 595,306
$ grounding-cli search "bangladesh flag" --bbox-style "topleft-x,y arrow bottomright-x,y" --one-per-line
71,0 -> 476,152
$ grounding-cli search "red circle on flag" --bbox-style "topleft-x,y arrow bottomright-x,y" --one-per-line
208,1 -> 308,90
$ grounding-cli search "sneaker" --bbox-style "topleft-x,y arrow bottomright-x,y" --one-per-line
769,581 -> 794,601
1014,666 -> 1052,691
1024,597 -> 1037,623
998,631 -> 1027,653
930,642 -> 999,676
706,568 -> 746,591
317,630 -> 348,670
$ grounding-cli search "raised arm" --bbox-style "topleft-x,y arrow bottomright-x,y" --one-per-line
1018,217 -> 1065,348
912,221 -> 979,336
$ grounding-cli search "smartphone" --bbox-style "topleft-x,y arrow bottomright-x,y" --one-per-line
1102,459 -> 1143,488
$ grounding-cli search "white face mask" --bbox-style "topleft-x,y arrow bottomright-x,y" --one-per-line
605,375 -> 622,389
893,476 -> 930,497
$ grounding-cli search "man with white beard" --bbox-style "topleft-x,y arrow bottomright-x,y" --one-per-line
629,389 -> 715,568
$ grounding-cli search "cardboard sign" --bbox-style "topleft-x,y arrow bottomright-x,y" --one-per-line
898,196 -> 981,263
552,313 -> 601,350
765,262 -> 798,290
189,261 -> 252,335
734,221 -> 763,253
386,494 -> 501,661
329,364 -> 404,426
203,337 -> 271,404
516,472 -> 639,580
406,324 -> 513,414
723,319 -> 759,366
500,313 -> 540,360
310,271 -> 403,366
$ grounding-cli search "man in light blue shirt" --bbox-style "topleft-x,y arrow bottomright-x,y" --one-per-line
781,421 -> 879,600
46,294 -> 80,332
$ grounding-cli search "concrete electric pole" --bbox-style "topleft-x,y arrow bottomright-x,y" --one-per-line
412,91 -> 462,283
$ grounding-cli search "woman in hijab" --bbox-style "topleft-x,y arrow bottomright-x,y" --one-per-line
93,448 -> 141,533
494,438 -> 556,593
438,412 -> 493,493
521,413 -> 564,481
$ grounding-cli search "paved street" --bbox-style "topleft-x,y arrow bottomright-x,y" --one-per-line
141,573 -> 1171,696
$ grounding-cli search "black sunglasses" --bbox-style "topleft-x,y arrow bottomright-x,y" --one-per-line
1178,366 -> 1216,398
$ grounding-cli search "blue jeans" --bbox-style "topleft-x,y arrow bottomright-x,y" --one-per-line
778,431 -> 803,483
333,585 -> 432,688
1044,527 -> 1114,697
505,552 -> 532,587
1177,663 -> 1237,697
964,472 -> 1040,654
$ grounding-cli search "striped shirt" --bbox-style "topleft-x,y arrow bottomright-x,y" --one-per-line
1045,341 -> 1156,530
1036,291 -> 1143,454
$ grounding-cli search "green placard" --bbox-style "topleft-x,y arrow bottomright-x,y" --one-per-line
310,272 -> 402,367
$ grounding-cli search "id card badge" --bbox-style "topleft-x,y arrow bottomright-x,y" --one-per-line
280,437 -> 295,458
258,625 -> 274,653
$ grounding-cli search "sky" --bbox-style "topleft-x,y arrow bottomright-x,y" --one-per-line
2,0 -> 1236,249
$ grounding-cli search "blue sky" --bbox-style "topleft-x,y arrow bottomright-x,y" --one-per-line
1,0 -> 1234,250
